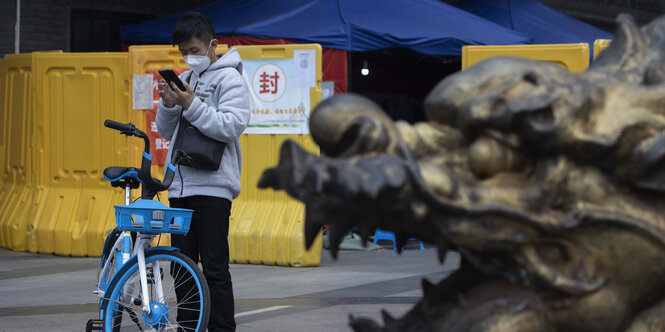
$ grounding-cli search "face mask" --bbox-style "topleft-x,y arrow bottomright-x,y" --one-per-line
183,41 -> 213,75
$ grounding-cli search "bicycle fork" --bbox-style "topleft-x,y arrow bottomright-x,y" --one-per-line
133,235 -> 165,314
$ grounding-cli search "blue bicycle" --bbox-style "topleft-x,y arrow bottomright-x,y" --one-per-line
87,120 -> 210,331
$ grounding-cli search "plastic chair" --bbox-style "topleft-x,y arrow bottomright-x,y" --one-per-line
373,229 -> 424,251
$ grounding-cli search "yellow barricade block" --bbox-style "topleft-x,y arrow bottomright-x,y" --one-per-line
0,52 -> 130,256
0,54 -> 34,251
232,44 -> 323,266
231,134 -> 321,267
34,52 -> 130,256
462,43 -> 590,72
0,57 -> 4,192
594,39 -> 612,59
1,44 -> 323,263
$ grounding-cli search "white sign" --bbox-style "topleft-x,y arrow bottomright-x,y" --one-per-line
321,81 -> 335,101
132,74 -> 154,110
242,56 -> 314,134
293,49 -> 316,89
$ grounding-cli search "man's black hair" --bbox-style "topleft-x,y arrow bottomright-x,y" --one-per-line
172,12 -> 215,46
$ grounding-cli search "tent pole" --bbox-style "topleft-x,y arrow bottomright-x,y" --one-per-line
14,0 -> 20,53
347,51 -> 352,91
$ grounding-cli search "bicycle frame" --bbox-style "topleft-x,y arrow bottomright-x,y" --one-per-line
91,119 -> 204,332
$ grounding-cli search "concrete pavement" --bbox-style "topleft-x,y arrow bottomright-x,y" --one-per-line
0,244 -> 459,331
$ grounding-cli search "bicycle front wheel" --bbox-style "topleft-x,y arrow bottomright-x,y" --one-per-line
101,250 -> 210,331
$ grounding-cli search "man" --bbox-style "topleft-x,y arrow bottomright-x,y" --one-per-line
156,11 -> 250,331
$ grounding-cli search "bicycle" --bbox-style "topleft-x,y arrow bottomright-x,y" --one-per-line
86,120 -> 210,331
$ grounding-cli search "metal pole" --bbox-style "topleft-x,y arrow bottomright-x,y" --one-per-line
14,0 -> 20,53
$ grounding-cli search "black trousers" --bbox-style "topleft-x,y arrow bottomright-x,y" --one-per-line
170,196 -> 235,332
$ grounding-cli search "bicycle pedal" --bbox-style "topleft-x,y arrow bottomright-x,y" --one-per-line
85,319 -> 103,331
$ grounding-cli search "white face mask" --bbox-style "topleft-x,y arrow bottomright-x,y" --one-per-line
183,41 -> 213,75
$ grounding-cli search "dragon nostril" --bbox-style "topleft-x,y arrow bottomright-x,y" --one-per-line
527,107 -> 555,130
328,121 -> 366,157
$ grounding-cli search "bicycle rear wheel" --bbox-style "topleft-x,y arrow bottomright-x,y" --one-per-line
101,250 -> 210,331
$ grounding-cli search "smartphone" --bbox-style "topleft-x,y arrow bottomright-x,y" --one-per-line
158,69 -> 186,91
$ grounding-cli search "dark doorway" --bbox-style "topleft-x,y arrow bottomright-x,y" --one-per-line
70,9 -> 155,52
349,49 -> 460,123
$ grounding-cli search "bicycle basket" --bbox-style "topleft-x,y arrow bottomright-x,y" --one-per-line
115,200 -> 193,234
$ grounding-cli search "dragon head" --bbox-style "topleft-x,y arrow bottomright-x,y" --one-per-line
259,14 -> 665,332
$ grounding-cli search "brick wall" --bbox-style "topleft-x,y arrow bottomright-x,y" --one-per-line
0,0 -> 216,57
0,0 -> 18,55
20,2 -> 69,53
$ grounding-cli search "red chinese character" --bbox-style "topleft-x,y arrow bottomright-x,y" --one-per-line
259,71 -> 279,94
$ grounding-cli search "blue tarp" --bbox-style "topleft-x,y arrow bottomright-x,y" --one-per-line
450,0 -> 612,46
122,0 -> 533,55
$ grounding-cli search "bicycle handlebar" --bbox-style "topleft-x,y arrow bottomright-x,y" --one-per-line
104,119 -> 176,200
104,119 -> 135,133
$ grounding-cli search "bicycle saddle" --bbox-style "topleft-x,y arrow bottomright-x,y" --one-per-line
103,167 -> 141,188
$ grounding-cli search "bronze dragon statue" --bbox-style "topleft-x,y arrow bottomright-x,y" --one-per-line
258,14 -> 665,331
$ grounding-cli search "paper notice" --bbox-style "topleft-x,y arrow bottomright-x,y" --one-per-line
292,49 -> 316,88
321,81 -> 334,100
132,73 -> 154,110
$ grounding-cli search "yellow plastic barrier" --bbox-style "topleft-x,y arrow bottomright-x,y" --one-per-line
462,43 -> 590,72
232,44 -> 323,267
594,39 -> 612,59
0,54 -> 34,251
0,52 -> 130,256
1,45 -> 323,264
0,57 -> 5,192
128,44 -> 323,266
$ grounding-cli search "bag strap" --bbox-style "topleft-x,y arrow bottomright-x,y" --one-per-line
174,71 -> 196,166
178,71 -> 197,121
178,70 -> 205,115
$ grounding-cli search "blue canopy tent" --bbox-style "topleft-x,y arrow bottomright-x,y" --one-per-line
450,0 -> 612,51
122,0 -> 534,123
122,0 -> 533,55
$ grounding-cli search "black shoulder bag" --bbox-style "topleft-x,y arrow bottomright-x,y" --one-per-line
170,72 -> 226,171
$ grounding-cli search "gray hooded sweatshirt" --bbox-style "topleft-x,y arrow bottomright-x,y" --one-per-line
156,48 -> 250,201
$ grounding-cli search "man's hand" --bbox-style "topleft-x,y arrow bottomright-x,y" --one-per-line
157,80 -> 195,109
157,79 -> 177,108
170,81 -> 196,110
